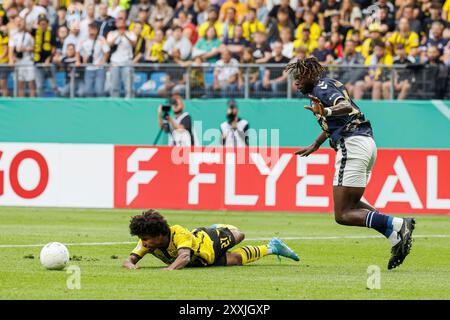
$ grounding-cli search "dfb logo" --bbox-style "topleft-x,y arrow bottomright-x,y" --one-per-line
0,150 -> 49,199
126,148 -> 158,205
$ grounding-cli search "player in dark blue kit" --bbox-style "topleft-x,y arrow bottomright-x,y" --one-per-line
284,57 -> 416,269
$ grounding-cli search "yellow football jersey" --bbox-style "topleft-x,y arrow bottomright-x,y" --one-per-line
131,225 -> 217,266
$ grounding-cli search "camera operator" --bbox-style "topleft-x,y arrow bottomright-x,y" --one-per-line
220,99 -> 249,147
157,94 -> 194,146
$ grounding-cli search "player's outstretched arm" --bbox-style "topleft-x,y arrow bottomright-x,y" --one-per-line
123,254 -> 141,269
295,131 -> 328,157
162,248 -> 191,271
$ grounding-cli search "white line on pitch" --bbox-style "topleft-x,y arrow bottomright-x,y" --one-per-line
0,234 -> 449,248
431,100 -> 450,120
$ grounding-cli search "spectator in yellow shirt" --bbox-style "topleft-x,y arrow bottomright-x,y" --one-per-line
129,7 -> 154,40
219,0 -> 248,23
221,7 -> 238,43
293,27 -> 318,56
387,17 -> 419,56
198,6 -> 223,38
145,29 -> 165,63
354,40 -> 393,100
0,25 -> 9,96
444,0 -> 450,22
295,10 -> 321,41
242,7 -> 266,42
361,23 -> 384,58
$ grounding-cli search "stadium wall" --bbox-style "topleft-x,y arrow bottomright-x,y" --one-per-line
0,98 -> 449,148
0,99 -> 449,214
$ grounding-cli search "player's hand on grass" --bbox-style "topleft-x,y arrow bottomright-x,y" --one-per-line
304,95 -> 326,116
294,141 -> 320,157
122,260 -> 140,269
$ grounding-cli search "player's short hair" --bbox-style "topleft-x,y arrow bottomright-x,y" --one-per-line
284,56 -> 325,82
129,209 -> 170,238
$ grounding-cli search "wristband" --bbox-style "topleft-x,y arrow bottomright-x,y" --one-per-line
324,108 -> 332,116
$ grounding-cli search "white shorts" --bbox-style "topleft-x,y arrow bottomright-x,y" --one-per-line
333,135 -> 377,188
16,62 -> 35,82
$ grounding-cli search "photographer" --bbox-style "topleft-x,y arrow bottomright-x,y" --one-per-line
220,99 -> 249,147
157,94 -> 194,146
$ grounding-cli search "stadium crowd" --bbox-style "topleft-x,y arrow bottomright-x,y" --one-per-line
0,0 -> 449,98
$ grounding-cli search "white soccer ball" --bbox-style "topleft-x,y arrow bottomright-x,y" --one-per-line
39,242 -> 70,270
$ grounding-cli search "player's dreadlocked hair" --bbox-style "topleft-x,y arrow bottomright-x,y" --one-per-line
129,209 -> 170,237
284,56 -> 325,82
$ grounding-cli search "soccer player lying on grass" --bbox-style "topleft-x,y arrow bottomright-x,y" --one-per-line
123,210 -> 299,270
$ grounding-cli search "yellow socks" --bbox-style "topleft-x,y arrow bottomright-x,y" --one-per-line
233,245 -> 269,264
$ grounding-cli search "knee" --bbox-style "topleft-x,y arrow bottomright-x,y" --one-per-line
227,252 -> 243,266
334,209 -> 350,225
232,230 -> 245,243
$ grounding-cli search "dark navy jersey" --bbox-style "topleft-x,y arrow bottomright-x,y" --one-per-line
309,77 -> 373,150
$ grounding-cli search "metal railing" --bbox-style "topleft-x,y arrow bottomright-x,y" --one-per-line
1,63 -> 448,100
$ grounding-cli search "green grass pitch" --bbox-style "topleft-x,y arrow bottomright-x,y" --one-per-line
0,207 -> 449,300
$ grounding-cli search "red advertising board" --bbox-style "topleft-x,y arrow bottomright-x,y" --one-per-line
114,146 -> 450,214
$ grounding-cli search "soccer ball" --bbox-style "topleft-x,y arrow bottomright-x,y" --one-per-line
39,242 -> 70,270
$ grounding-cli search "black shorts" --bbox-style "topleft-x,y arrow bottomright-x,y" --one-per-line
192,227 -> 237,267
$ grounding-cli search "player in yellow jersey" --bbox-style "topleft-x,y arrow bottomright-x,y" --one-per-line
123,210 -> 299,270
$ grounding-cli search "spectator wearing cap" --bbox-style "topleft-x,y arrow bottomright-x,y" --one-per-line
129,7 -> 154,41
361,23 -> 384,58
128,0 -> 153,25
78,22 -> 110,97
295,10 -> 321,42
174,0 -> 197,25
250,31 -> 272,63
9,16 -> 36,97
208,48 -> 239,97
387,17 -> 419,56
268,0 -> 295,26
220,99 -> 249,147
354,40 -> 393,100
382,43 -> 414,100
219,0 -> 248,24
149,0 -> 173,30
32,13 -> 57,97
106,13 -> 136,98
293,27 -> 318,56
19,0 -> 47,31
198,6 -> 223,39
163,25 -> 192,62
96,3 -> 116,38
256,40 -> 290,96
193,25 -> 222,63
242,7 -> 266,42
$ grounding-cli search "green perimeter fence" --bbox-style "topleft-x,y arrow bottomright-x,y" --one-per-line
0,98 -> 449,149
